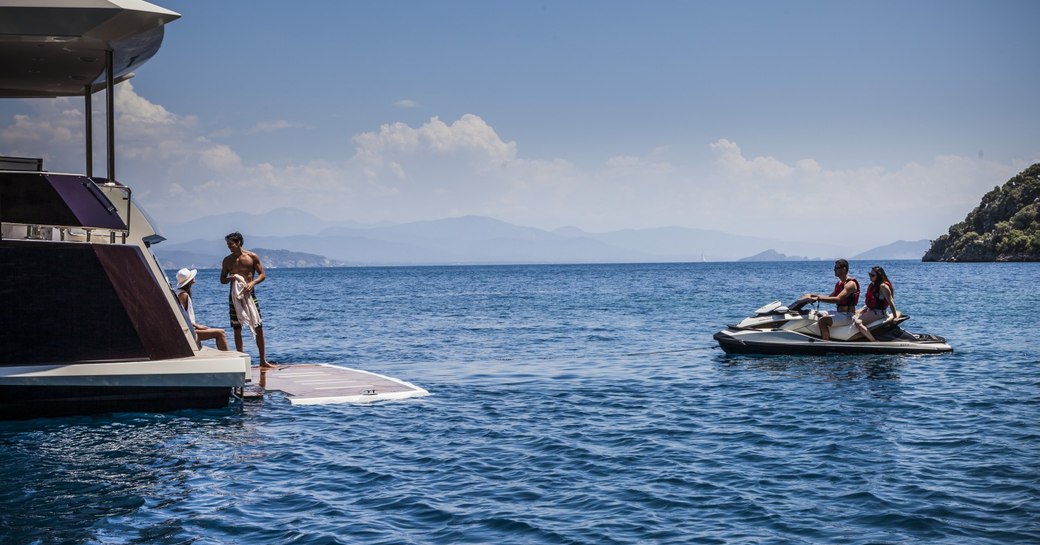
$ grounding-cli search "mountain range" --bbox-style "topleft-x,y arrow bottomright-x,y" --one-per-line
152,207 -> 928,268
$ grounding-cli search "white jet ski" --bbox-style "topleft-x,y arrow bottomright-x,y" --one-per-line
714,298 -> 953,355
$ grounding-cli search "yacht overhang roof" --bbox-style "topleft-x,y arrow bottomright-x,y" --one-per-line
0,0 -> 180,98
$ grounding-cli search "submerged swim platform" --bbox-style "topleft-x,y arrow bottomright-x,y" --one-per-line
251,364 -> 429,405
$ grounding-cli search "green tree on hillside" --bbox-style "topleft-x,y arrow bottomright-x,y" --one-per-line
923,163 -> 1040,262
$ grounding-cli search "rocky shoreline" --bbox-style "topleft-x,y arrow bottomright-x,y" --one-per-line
923,163 -> 1040,262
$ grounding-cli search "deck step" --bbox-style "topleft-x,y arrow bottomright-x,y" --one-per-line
248,364 -> 428,405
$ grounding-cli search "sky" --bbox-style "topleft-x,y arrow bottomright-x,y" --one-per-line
2,0 -> 1038,250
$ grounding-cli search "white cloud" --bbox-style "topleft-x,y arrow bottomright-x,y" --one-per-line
199,142 -> 242,171
116,84 -> 174,125
394,99 -> 419,108
604,151 -> 673,178
0,108 -> 82,167
248,120 -> 309,134
2,86 -> 1032,251
710,138 -> 794,178
0,82 -> 255,222
702,138 -> 1026,246
351,114 -> 518,180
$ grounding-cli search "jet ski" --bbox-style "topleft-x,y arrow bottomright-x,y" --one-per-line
714,298 -> 952,355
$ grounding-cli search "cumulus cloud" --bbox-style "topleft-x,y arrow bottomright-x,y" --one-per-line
710,138 -> 795,178
351,114 -> 518,179
0,105 -> 84,167
198,142 -> 242,171
116,85 -> 175,125
0,82 -> 244,207
702,138 -> 1025,246
2,84 -> 1031,250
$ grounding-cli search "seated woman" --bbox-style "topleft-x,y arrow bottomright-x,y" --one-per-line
175,268 -> 229,350
854,266 -> 899,342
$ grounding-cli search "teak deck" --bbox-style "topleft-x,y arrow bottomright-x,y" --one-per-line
248,364 -> 429,405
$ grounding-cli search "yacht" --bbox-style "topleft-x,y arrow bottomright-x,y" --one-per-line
0,1 -> 251,419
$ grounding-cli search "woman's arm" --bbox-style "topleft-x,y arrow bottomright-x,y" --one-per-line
884,283 -> 898,318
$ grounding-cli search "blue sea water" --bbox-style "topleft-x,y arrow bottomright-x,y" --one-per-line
1,261 -> 1038,544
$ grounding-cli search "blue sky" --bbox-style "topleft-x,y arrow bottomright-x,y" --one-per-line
2,0 -> 1038,250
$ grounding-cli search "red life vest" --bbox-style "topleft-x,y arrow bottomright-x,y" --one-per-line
830,277 -> 859,309
865,280 -> 893,310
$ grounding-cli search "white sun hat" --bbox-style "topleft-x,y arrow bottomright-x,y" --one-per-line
176,268 -> 198,289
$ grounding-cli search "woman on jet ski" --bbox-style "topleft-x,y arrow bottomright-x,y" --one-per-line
854,266 -> 900,342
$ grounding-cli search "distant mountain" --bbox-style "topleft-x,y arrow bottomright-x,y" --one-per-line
924,163 -> 1040,262
155,209 -> 859,265
154,250 -> 221,270
252,248 -> 346,268
852,239 -> 930,260
587,226 -> 836,261
154,247 -> 344,269
738,249 -> 820,262
159,207 -> 364,241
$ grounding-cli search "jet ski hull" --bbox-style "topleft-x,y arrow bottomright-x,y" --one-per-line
714,327 -> 953,356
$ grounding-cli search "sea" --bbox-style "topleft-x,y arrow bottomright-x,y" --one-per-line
1,261 -> 1037,545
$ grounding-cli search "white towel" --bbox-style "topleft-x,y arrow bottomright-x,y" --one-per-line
231,274 -> 262,336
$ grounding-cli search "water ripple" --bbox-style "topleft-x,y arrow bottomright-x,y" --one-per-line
3,263 -> 1039,544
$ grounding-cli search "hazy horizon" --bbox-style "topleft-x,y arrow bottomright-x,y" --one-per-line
150,207 -> 933,265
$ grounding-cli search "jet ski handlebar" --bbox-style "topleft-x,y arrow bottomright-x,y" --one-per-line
788,297 -> 816,312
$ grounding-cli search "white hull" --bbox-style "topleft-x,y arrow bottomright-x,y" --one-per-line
714,327 -> 953,355
0,348 -> 250,388
715,299 -> 953,356
0,349 -> 251,419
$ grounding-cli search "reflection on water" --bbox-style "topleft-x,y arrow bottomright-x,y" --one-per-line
720,353 -> 905,381
0,408 -> 260,543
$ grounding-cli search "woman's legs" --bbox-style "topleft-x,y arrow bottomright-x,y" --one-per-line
196,327 -> 229,351
854,309 -> 885,342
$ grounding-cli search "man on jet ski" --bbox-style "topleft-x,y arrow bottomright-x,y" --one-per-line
801,258 -> 859,341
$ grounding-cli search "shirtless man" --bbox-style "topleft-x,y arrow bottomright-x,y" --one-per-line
220,231 -> 273,368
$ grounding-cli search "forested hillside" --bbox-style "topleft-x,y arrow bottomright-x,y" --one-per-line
923,164 -> 1040,262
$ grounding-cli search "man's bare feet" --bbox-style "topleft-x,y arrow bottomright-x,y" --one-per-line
260,361 -> 277,369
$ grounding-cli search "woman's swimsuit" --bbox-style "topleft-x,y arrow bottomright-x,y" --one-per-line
865,280 -> 893,311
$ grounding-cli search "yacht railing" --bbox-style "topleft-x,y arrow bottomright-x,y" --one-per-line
0,169 -> 134,244
0,156 -> 43,172
1,222 -> 129,244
